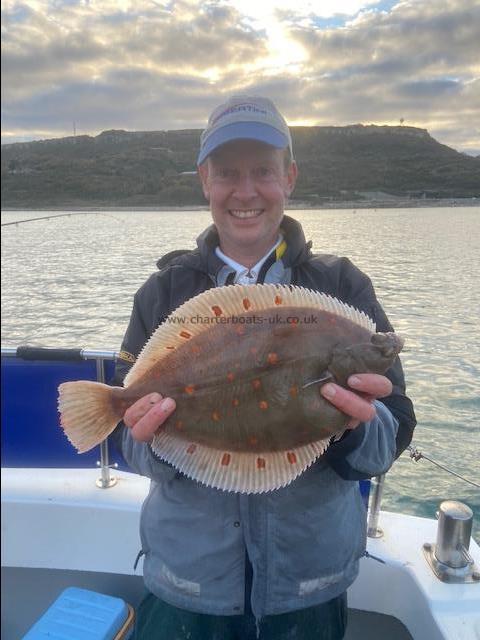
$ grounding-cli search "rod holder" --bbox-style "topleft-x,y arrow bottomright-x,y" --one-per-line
367,474 -> 385,538
423,500 -> 479,583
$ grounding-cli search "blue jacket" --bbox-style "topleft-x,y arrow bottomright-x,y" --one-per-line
111,216 -> 416,618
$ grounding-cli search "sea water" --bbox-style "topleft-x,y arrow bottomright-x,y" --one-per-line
1,206 -> 479,541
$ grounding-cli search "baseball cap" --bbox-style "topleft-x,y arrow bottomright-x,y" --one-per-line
197,95 -> 293,165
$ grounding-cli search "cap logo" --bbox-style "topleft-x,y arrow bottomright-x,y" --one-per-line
211,103 -> 269,126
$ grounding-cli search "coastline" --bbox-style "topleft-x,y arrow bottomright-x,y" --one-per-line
1,197 -> 479,213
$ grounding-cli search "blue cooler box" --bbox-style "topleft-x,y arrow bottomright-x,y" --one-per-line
22,587 -> 135,640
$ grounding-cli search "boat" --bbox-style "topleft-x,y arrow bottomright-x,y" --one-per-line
2,345 -> 479,639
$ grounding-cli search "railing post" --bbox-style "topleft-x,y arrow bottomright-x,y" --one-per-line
95,357 -> 117,489
367,474 -> 385,538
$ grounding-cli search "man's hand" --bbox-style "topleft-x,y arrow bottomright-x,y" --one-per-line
320,374 -> 392,429
123,393 -> 176,443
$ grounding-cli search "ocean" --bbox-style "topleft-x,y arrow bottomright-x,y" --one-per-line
1,206 -> 479,541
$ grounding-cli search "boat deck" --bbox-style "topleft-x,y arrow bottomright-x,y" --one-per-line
2,468 -> 479,639
2,565 -> 413,640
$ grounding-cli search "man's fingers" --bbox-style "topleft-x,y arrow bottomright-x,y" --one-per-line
124,393 -> 163,427
319,373 -> 393,426
347,374 -> 392,398
123,393 -> 176,442
320,383 -> 377,423
131,397 -> 176,442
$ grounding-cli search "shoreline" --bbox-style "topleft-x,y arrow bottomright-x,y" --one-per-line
1,198 -> 478,213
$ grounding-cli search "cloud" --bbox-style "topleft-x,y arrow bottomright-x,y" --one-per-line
283,0 -> 480,149
2,1 -> 267,100
1,0 -> 479,154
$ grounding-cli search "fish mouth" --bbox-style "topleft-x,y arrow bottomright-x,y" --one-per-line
228,209 -> 264,219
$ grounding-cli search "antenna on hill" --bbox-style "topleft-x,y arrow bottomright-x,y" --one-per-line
73,121 -> 77,141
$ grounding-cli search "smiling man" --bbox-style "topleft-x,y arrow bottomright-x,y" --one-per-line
198,138 -> 297,267
196,97 -> 297,267
111,95 -> 416,639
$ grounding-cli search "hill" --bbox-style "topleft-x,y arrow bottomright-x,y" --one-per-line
1,125 -> 479,208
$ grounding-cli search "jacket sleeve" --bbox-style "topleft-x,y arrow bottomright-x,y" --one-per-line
108,279 -> 178,482
324,402 -> 399,480
324,258 -> 417,480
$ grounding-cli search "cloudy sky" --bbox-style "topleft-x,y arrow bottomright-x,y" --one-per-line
2,0 -> 479,154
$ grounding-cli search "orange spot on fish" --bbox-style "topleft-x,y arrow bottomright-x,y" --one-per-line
243,298 -> 251,310
226,372 -> 235,382
191,345 -> 201,355
175,420 -> 184,431
232,398 -> 240,407
212,305 -> 223,317
165,346 -> 175,350
212,410 -> 221,422
259,401 -> 268,410
184,385 -> 195,395
287,452 -> 297,464
250,346 -> 258,355
329,317 -> 336,325
248,436 -> 258,446
274,295 -> 282,305
257,457 -> 266,469
187,444 -> 196,454
252,379 -> 262,391
267,352 -> 279,365
180,331 -> 192,339
289,385 -> 298,398
221,453 -> 231,466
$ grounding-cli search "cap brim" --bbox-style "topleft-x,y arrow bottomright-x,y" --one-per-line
197,122 -> 289,165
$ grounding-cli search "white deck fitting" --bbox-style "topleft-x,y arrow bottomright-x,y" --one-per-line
2,467 -> 479,639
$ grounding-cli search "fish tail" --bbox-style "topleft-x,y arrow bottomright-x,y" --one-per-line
58,381 -> 123,453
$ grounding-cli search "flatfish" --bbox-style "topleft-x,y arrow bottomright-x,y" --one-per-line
58,284 -> 403,493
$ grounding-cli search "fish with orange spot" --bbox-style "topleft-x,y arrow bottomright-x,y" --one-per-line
58,284 -> 403,494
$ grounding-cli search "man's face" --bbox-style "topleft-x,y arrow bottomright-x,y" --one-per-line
198,139 -> 297,259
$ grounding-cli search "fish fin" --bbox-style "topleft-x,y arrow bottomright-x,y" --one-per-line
124,284 -> 375,387
151,431 -> 330,494
58,381 -> 123,453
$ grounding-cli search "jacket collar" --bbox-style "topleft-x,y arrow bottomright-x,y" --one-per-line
157,215 -> 312,280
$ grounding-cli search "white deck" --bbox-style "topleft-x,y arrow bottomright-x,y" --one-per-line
2,467 -> 479,639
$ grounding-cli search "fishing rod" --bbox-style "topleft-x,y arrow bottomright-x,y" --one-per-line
407,444 -> 480,489
1,212 -> 120,227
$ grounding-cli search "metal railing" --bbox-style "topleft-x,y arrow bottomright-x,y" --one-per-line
2,346 -> 119,489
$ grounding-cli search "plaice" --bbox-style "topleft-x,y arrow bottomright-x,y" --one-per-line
58,284 -> 404,493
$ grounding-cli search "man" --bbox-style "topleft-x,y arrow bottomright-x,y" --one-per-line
112,95 -> 416,639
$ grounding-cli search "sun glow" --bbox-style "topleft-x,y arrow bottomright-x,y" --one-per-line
263,23 -> 308,72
